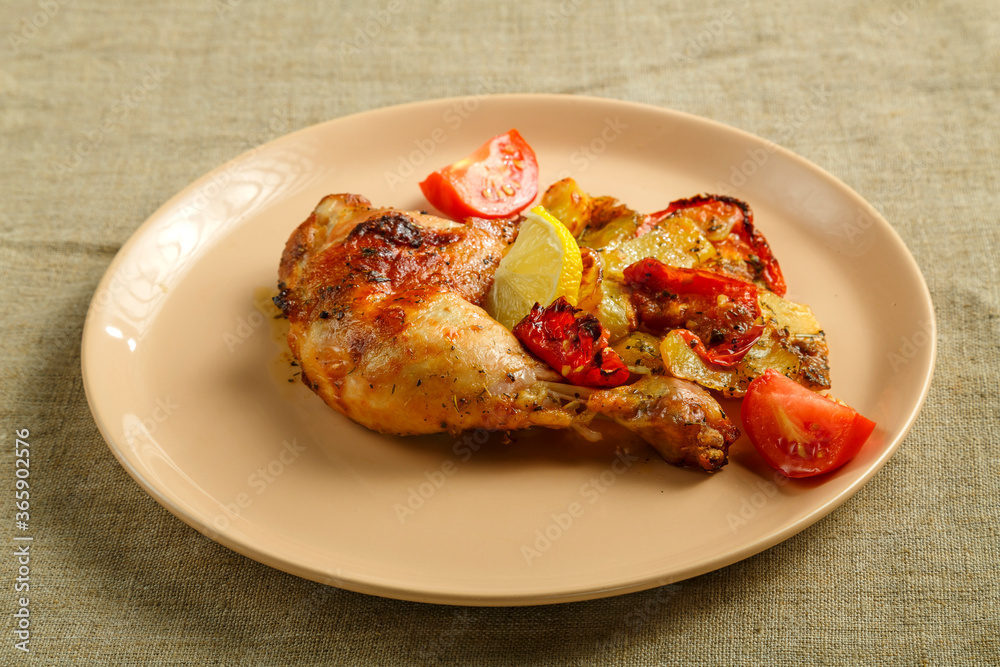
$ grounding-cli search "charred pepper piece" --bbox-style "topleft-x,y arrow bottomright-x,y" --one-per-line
623,258 -> 765,368
513,297 -> 630,388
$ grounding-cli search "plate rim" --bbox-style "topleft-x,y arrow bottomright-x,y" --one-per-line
81,93 -> 937,606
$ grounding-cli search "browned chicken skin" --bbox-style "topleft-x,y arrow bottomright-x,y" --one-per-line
276,194 -> 740,470
588,375 -> 739,470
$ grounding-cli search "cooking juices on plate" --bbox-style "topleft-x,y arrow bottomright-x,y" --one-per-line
274,129 -> 875,477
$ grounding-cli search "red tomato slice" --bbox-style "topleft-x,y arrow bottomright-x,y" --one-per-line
419,129 -> 538,220
741,369 -> 876,478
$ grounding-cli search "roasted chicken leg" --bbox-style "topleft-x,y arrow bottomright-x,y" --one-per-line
276,194 -> 740,470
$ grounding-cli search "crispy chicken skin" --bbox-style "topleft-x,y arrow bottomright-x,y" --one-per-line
276,194 -> 573,435
588,375 -> 739,471
276,194 -> 740,470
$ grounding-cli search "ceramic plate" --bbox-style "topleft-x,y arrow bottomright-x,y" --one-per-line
82,95 -> 935,605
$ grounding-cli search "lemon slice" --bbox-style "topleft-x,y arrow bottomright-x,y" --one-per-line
484,205 -> 583,330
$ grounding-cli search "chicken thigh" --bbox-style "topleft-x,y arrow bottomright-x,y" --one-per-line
275,194 -> 740,470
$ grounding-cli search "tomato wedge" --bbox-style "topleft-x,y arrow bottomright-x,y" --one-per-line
741,369 -> 876,478
419,129 -> 538,220
623,258 -> 764,367
512,297 -> 630,388
637,194 -> 787,296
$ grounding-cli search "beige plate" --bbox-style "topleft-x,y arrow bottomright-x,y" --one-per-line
82,95 -> 935,606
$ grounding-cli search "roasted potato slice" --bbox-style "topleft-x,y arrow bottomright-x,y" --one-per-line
577,247 -> 604,315
541,180 -> 646,251
596,279 -> 636,343
612,332 -> 665,375
541,178 -> 592,237
602,217 -> 717,281
576,196 -> 642,250
659,291 -> 829,396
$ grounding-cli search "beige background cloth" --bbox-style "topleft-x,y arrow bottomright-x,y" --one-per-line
1,0 -> 998,664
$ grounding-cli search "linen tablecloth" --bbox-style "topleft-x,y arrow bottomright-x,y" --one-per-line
1,0 -> 997,663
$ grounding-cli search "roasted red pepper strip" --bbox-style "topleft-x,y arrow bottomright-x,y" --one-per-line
636,194 -> 787,296
512,297 -> 630,388
623,258 -> 765,368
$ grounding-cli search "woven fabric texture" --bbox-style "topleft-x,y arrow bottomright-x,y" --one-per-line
1,0 -> 998,664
